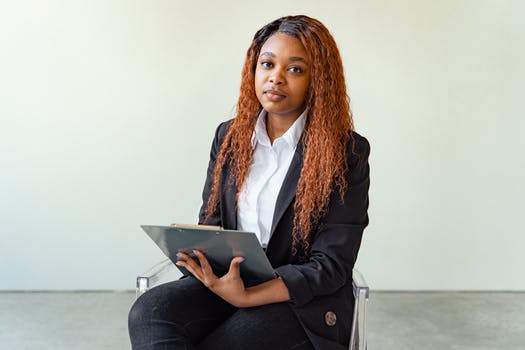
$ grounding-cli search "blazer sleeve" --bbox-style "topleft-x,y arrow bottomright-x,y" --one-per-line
197,120 -> 232,226
275,133 -> 371,307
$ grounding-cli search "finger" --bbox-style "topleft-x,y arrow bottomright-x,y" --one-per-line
175,259 -> 199,278
176,253 -> 203,280
181,253 -> 202,271
179,260 -> 205,282
228,256 -> 245,277
176,251 -> 191,260
175,258 -> 201,278
176,251 -> 195,267
193,250 -> 216,278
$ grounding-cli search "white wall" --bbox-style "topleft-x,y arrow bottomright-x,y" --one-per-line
1,0 -> 523,290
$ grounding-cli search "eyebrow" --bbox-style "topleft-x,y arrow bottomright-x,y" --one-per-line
289,56 -> 308,63
259,52 -> 308,64
260,52 -> 276,58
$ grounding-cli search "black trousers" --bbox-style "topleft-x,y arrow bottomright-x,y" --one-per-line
128,276 -> 315,350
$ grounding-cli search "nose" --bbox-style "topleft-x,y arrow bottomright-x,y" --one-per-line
269,69 -> 284,85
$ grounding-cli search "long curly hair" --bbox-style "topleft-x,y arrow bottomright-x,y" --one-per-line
204,15 -> 354,253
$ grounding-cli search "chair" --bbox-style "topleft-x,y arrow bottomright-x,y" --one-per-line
136,259 -> 369,350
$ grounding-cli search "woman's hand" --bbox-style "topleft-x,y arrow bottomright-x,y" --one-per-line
175,250 -> 250,308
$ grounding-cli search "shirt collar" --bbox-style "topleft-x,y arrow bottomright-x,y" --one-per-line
251,109 -> 307,149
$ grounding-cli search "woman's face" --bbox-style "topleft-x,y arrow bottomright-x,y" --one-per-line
254,33 -> 311,121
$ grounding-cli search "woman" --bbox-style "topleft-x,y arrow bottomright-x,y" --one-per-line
129,15 -> 370,350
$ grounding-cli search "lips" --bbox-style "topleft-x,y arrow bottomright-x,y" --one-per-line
265,89 -> 286,96
264,89 -> 286,102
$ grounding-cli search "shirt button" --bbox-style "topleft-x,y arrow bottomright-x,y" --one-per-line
325,311 -> 337,326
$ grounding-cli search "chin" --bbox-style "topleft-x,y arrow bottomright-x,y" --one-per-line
262,104 -> 291,115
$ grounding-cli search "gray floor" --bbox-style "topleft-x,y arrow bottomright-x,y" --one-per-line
1,291 -> 524,350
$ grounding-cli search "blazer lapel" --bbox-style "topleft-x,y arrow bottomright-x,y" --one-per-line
221,138 -> 304,233
270,141 -> 304,236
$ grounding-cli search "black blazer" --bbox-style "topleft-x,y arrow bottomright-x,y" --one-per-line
198,120 -> 370,350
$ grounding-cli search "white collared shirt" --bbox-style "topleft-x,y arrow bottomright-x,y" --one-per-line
237,109 -> 307,247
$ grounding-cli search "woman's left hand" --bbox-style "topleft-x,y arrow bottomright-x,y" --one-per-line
176,250 -> 250,308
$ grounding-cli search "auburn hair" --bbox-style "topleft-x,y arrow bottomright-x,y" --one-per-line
204,15 -> 354,253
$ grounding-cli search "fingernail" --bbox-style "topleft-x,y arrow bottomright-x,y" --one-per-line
239,257 -> 245,263
175,261 -> 182,266
192,249 -> 198,255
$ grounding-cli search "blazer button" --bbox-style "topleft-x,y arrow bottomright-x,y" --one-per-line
324,311 -> 337,326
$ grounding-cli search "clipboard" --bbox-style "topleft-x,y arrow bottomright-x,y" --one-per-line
141,224 -> 277,285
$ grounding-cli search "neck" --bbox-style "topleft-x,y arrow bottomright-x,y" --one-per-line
266,111 -> 302,144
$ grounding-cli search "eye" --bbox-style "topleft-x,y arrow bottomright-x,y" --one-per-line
260,61 -> 273,69
288,66 -> 303,74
